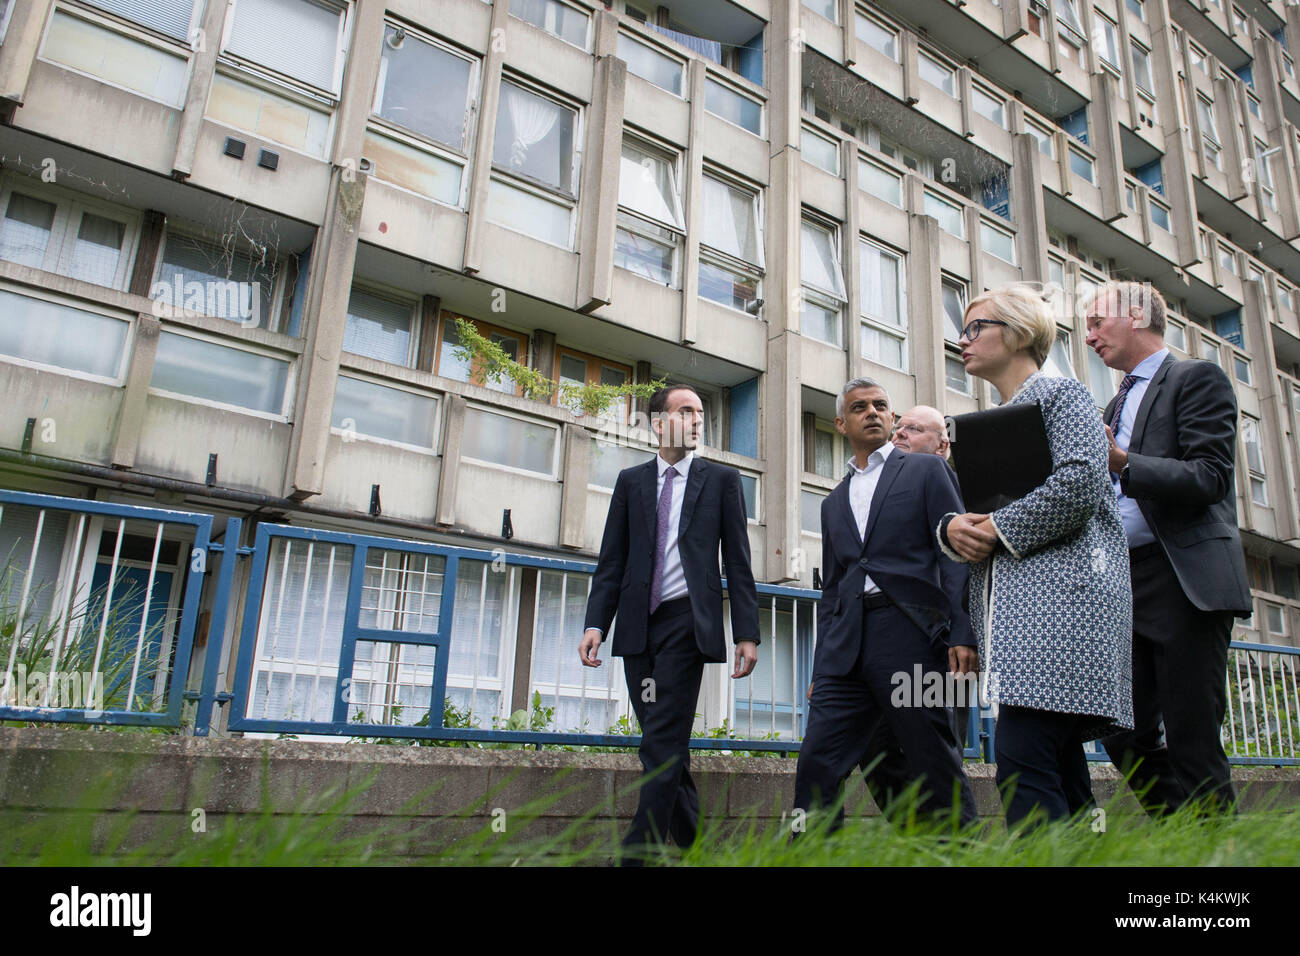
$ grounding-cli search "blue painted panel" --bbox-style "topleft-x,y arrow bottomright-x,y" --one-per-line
729,377 -> 759,458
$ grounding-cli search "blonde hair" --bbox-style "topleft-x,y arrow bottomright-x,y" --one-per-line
1079,280 -> 1167,335
965,284 -> 1056,368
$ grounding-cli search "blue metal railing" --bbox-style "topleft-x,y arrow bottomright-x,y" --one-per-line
2,489 -> 1294,768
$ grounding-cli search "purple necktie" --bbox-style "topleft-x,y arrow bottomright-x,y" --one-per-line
1108,374 -> 1140,431
649,465 -> 677,614
1108,373 -> 1139,479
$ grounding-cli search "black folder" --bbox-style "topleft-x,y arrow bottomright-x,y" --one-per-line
948,402 -> 1053,513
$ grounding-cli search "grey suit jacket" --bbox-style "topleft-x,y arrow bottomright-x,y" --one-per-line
1106,354 -> 1252,616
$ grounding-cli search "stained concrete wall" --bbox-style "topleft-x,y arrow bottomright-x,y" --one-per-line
2,729 -> 1297,861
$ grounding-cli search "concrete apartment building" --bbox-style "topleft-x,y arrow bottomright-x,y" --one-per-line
0,0 -> 1298,736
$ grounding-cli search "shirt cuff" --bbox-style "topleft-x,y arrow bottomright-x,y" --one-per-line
936,512 -> 966,563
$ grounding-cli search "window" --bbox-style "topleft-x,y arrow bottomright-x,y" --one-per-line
1233,352 -> 1251,385
1231,6 -> 1248,36
616,136 -> 685,286
1125,182 -> 1137,211
1042,329 -> 1075,379
1048,255 -> 1064,288
223,0 -> 349,95
855,11 -> 898,61
1190,42 -> 1208,75
1218,242 -> 1237,276
800,219 -> 846,347
617,33 -> 684,96
859,156 -> 902,207
152,230 -> 284,331
971,84 -> 1006,128
801,126 -> 840,174
331,375 -> 439,450
436,313 -> 528,395
0,182 -> 138,291
801,488 -> 827,535
461,406 -> 559,477
924,191 -> 965,237
918,51 -> 956,96
487,79 -> 580,247
1025,118 -> 1056,158
555,347 -> 633,423
1094,12 -> 1120,70
343,287 -> 418,366
1086,345 -> 1116,406
698,173 -> 763,313
1069,146 -> 1096,183
150,330 -> 291,417
1164,319 -> 1185,351
1054,0 -> 1088,66
804,0 -> 837,21
860,238 -> 906,371
1279,284 -> 1294,312
1246,91 -> 1260,119
366,25 -> 477,207
942,277 -> 970,394
704,77 -> 762,135
40,8 -> 190,107
1200,334 -> 1224,369
510,0 -> 589,49
1264,603 -> 1287,639
1198,95 -> 1221,169
1130,40 -> 1154,96
0,286 -> 129,382
590,439 -> 655,489
80,0 -> 198,40
808,420 -> 845,478
1256,139 -> 1278,212
1241,416 -> 1267,506
1149,197 -> 1172,232
981,220 -> 1016,264
1126,0 -> 1145,21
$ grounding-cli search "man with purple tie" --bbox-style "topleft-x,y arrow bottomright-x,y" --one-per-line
579,384 -> 759,863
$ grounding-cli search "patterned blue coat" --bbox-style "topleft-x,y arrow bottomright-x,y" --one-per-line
941,372 -> 1133,739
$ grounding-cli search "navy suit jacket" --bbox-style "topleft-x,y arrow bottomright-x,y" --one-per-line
584,456 -> 760,662
816,449 -> 973,678
1106,354 -> 1252,615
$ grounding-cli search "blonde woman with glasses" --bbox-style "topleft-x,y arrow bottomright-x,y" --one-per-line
938,284 -> 1133,828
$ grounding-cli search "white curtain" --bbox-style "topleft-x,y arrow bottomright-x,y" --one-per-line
503,83 -> 558,168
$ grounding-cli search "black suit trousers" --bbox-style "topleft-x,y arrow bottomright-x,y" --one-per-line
1102,546 -> 1236,815
621,597 -> 707,857
794,604 -> 976,827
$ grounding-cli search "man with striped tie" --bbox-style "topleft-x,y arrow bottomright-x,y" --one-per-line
1084,281 -> 1252,816
579,384 -> 759,863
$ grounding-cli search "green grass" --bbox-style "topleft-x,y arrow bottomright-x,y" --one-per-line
1,760 -> 1297,866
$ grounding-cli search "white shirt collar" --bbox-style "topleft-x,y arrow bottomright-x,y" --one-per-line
845,441 -> 893,476
657,450 -> 694,478
1130,347 -> 1169,380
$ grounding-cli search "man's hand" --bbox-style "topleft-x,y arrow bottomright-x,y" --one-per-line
948,644 -> 979,675
948,513 -> 997,562
579,628 -> 603,667
1103,424 -> 1128,474
732,640 -> 758,679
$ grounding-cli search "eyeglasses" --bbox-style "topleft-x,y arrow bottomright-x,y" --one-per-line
896,423 -> 933,435
960,318 -> 1008,342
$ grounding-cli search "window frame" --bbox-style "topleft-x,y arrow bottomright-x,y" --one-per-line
858,236 -> 908,372
342,281 -> 422,368
917,48 -> 957,97
434,312 -> 530,396
147,324 -> 295,421
697,169 -> 765,315
941,274 -> 971,395
329,370 -> 442,455
151,224 -> 291,333
459,402 -> 562,480
854,7 -> 899,62
0,279 -> 134,386
553,345 -> 635,424
508,0 -> 592,51
1241,414 -> 1267,506
365,21 -> 480,210
615,132 -> 686,288
219,0 -> 351,100
799,215 -> 847,348
0,174 -> 141,292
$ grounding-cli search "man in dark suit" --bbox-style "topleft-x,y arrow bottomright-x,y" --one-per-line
1086,281 -> 1252,815
794,379 -> 978,829
580,384 -> 759,861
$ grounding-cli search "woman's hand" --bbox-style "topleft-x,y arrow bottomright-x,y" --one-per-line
948,513 -> 998,562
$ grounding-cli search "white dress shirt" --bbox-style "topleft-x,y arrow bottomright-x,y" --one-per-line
845,442 -> 894,595
1112,348 -> 1168,548
655,451 -> 693,603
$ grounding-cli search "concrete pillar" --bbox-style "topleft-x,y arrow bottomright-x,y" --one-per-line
763,0 -> 803,585
436,394 -> 467,526
576,53 -> 627,312
1163,128 -> 1203,267
1090,71 -> 1126,223
839,0 -> 857,66
965,205 -> 983,294
907,214 -> 943,407
171,0 -> 231,178
128,211 -> 166,298
1010,133 -> 1049,281
511,567 -> 539,713
330,0 -> 387,170
531,328 -> 558,380
958,68 -> 976,138
0,0 -> 51,110
680,60 -> 707,346
110,313 -> 162,469
1216,74 -> 1250,202
901,32 -> 920,105
559,424 -> 591,549
416,295 -> 441,373
1002,0 -> 1029,42
462,1 -> 510,274
281,167 -> 367,500
1243,280 -> 1299,538
841,138 -> 861,383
